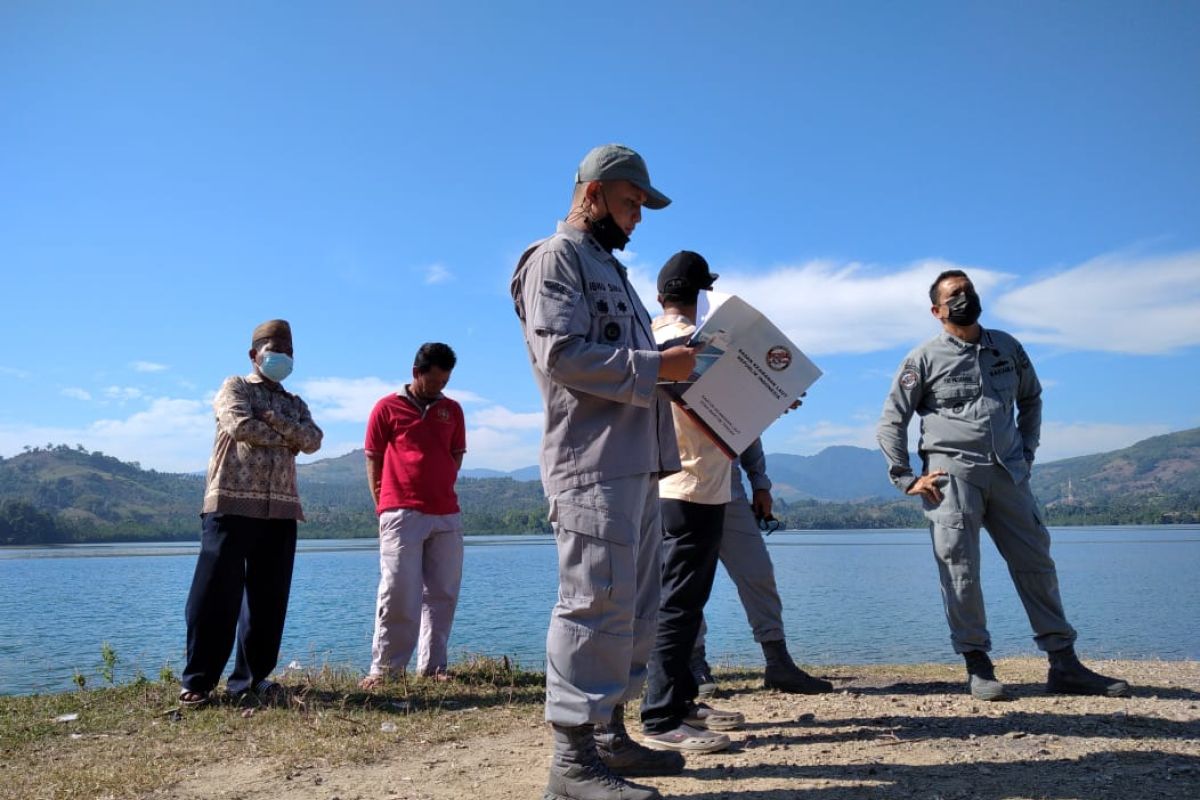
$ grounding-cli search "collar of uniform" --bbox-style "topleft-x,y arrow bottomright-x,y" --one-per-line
939,328 -> 990,351
556,220 -> 624,265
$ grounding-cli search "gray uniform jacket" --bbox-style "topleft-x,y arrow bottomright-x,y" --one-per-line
511,221 -> 680,496
877,328 -> 1042,493
731,438 -> 772,504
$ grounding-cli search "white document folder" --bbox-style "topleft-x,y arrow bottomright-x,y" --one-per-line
662,291 -> 822,458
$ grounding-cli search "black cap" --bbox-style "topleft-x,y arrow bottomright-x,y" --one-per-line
657,251 -> 718,295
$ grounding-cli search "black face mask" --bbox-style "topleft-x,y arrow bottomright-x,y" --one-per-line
588,213 -> 629,252
586,186 -> 631,252
945,290 -> 982,326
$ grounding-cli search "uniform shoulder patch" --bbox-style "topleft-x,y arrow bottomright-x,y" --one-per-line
899,368 -> 920,390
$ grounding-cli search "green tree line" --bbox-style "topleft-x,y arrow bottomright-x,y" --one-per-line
2,444 -> 1196,545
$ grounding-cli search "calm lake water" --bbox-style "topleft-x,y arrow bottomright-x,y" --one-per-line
1,526 -> 1197,696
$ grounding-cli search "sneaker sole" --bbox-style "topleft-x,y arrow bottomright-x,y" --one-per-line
642,734 -> 730,754
686,716 -> 743,731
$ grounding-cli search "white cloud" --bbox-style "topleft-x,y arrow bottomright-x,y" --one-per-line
993,251 -> 1200,355
615,248 -> 667,307
131,361 -> 169,373
295,376 -> 541,470
297,377 -> 402,423
103,386 -> 144,401
1036,420 -> 1173,462
0,366 -> 31,379
0,396 -> 214,472
783,419 -> 881,452
424,263 -> 453,285
463,424 -> 541,472
444,388 -> 487,404
622,248 -> 1200,358
720,260 -> 1011,356
619,253 -> 1010,355
61,387 -> 92,401
469,405 -> 543,430
778,416 -> 920,455
296,377 -> 492,424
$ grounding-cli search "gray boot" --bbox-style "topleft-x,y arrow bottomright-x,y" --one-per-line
595,704 -> 684,777
545,723 -> 662,800
963,650 -> 1009,701
690,648 -> 716,698
1047,646 -> 1130,697
762,640 -> 833,694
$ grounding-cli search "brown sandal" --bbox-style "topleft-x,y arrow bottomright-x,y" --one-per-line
178,688 -> 210,708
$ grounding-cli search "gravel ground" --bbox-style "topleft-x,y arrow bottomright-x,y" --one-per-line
154,658 -> 1200,800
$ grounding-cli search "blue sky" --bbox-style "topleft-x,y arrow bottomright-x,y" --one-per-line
2,1 -> 1198,474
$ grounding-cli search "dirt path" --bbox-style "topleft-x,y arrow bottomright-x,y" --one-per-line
151,659 -> 1200,800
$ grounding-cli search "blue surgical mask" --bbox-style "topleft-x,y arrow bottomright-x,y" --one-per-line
258,352 -> 293,383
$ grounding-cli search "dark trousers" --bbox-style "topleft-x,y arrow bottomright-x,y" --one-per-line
641,498 -> 725,734
182,513 -> 297,695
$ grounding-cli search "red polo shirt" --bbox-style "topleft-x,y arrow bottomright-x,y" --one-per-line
364,390 -> 466,515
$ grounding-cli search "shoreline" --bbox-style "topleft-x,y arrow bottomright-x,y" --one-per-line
3,657 -> 1197,799
6,520 -> 1200,548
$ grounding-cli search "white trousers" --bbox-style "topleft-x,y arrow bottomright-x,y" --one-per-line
368,508 -> 464,676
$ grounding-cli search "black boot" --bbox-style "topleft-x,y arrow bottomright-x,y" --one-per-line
595,704 -> 684,777
963,650 -> 1009,701
1046,646 -> 1130,697
762,640 -> 832,694
545,723 -> 662,800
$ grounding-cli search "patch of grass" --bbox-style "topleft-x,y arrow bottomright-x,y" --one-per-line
0,655 -> 545,800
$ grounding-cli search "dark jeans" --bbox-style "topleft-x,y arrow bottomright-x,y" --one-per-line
641,499 -> 725,734
182,513 -> 297,695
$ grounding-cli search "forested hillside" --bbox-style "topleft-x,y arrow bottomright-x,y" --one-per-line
2,429 -> 1197,544
0,444 -> 549,544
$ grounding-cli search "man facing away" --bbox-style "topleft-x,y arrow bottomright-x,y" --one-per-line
511,144 -> 699,800
180,319 -> 323,707
690,436 -> 834,697
877,270 -> 1129,701
360,342 -> 466,688
640,250 -> 747,755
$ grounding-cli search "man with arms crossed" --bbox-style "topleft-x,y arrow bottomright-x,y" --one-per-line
360,342 -> 466,687
512,144 -> 698,800
181,319 -> 323,707
877,270 -> 1128,701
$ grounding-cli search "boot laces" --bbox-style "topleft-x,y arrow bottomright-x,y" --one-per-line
579,746 -> 627,789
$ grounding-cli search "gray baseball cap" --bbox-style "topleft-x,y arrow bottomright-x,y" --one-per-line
574,144 -> 671,210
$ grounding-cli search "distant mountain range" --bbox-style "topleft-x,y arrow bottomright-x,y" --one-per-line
456,446 -> 899,501
2,428 -> 1197,544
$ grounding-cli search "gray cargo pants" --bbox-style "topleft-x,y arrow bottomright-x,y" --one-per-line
693,497 -> 785,659
544,473 -> 662,726
924,467 -> 1076,654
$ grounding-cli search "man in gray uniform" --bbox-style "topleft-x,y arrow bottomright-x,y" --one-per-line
511,144 -> 699,800
877,269 -> 1129,701
690,438 -> 834,696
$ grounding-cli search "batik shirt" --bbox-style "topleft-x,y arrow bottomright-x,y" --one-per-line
202,373 -> 323,520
